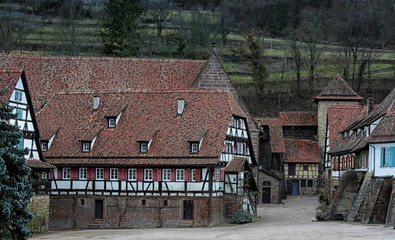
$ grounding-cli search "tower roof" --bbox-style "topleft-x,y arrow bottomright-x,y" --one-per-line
315,74 -> 363,102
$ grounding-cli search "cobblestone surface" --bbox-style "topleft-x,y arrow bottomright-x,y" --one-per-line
31,195 -> 395,240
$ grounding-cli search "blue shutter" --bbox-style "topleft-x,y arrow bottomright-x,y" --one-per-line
17,137 -> 24,150
390,147 -> 395,167
381,148 -> 385,167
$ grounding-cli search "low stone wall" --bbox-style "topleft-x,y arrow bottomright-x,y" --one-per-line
49,195 -> 238,230
28,195 -> 50,233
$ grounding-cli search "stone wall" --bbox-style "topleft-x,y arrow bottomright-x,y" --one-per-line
257,172 -> 283,204
49,195 -> 238,230
28,195 -> 50,233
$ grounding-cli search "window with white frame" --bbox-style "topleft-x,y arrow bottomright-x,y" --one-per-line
163,169 -> 171,181
144,169 -> 152,181
381,147 -> 395,167
82,142 -> 91,152
140,142 -> 148,153
110,168 -> 118,180
108,118 -> 116,128
96,168 -> 104,180
128,168 -> 136,181
41,141 -> 48,152
215,169 -> 220,181
190,142 -> 199,153
191,169 -> 196,181
63,167 -> 71,179
176,169 -> 184,181
14,90 -> 23,101
79,168 -> 87,180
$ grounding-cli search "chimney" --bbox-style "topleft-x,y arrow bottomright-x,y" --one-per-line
367,98 -> 373,114
93,96 -> 100,112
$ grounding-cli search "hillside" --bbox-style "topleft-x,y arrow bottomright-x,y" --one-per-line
1,0 -> 395,116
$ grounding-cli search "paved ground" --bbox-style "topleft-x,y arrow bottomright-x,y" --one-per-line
31,195 -> 395,240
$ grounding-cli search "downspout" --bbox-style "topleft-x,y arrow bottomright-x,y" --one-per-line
371,145 -> 375,176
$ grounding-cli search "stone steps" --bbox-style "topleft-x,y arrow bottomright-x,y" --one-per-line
347,171 -> 373,222
385,179 -> 395,226
362,178 -> 384,224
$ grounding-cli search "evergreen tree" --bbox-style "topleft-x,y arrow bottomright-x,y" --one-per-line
0,100 -> 32,240
100,0 -> 143,57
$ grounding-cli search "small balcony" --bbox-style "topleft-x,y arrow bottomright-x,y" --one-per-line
31,180 -> 51,195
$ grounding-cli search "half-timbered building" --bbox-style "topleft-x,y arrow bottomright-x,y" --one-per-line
0,69 -> 54,232
1,51 -> 258,229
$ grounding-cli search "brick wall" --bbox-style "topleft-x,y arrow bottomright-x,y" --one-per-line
49,195 -> 236,229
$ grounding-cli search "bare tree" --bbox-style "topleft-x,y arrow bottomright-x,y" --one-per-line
142,0 -> 174,44
0,11 -> 32,53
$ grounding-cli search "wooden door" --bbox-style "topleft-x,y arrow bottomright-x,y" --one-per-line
183,200 -> 193,220
95,200 -> 104,219
262,187 -> 271,203
292,180 -> 300,195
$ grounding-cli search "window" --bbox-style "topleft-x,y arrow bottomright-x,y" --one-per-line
79,168 -> 87,180
140,142 -> 148,153
108,118 -> 116,128
308,180 -> 313,187
301,180 -> 306,187
16,109 -> 23,120
303,165 -> 309,171
288,164 -> 296,176
191,169 -> 196,182
163,169 -> 171,181
96,168 -> 104,180
110,168 -> 118,180
142,199 -> 146,206
14,90 -> 23,101
82,142 -> 91,152
215,169 -> 220,181
176,169 -> 184,181
63,167 -> 71,179
236,142 -> 246,155
80,199 -> 85,205
381,147 -> 395,167
226,143 -> 232,153
41,172 -> 48,179
190,142 -> 199,153
163,200 -> 168,207
144,169 -> 152,181
128,168 -> 136,181
41,141 -> 48,152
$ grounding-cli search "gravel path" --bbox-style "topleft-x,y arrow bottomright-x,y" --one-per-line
31,195 -> 395,240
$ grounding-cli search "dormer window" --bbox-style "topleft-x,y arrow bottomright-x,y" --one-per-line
41,141 -> 49,152
108,117 -> 116,128
190,142 -> 199,154
82,141 -> 91,152
140,142 -> 148,153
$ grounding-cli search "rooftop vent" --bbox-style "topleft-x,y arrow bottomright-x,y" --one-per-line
177,99 -> 184,116
93,96 -> 100,112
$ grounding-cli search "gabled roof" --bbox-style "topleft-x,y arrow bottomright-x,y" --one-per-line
0,68 -> 24,102
0,55 -> 206,111
284,139 -> 319,163
37,89 -> 248,166
256,112 -> 317,154
329,86 -> 395,155
225,157 -> 247,173
327,105 -> 366,150
315,74 -> 363,102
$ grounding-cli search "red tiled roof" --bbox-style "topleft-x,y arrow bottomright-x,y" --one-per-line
0,55 -> 206,111
284,139 -> 319,163
369,114 -> 395,143
27,159 -> 55,169
315,74 -> 363,102
269,126 -> 286,153
255,112 -> 317,154
327,105 -> 366,150
0,68 -> 23,102
225,157 -> 247,172
37,89 -> 247,166
279,112 -> 317,126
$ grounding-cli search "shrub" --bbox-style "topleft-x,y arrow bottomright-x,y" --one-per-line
230,210 -> 252,224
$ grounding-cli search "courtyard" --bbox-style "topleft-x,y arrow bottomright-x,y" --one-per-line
30,195 -> 395,240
